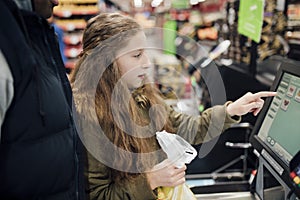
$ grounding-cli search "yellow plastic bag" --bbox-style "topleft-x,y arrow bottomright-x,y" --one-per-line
157,184 -> 197,200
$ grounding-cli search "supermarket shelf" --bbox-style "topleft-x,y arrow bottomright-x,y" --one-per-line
64,33 -> 82,45
54,5 -> 99,18
59,0 -> 98,3
55,19 -> 87,31
53,0 -> 99,71
65,60 -> 77,69
64,45 -> 82,58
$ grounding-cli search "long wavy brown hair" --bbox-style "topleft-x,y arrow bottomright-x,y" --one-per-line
70,13 -> 174,182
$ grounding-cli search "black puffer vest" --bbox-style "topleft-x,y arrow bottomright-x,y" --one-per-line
0,1 -> 83,199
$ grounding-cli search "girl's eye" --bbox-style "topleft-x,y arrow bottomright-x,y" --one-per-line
133,52 -> 142,58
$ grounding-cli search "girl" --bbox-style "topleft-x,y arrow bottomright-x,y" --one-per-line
70,13 -> 276,200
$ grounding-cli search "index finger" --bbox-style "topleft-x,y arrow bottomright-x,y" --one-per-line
252,91 -> 277,99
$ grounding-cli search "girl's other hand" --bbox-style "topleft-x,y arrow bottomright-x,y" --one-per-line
146,159 -> 186,190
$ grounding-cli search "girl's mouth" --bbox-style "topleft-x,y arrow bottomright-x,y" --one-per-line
138,74 -> 145,79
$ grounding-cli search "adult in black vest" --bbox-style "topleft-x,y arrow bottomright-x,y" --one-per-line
0,0 -> 86,199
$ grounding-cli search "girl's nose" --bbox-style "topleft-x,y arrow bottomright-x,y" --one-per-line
141,63 -> 153,70
141,53 -> 151,68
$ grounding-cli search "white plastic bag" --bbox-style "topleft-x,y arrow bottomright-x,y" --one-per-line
156,130 -> 197,168
156,130 -> 197,200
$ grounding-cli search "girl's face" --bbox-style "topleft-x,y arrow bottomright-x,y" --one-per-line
116,31 -> 151,89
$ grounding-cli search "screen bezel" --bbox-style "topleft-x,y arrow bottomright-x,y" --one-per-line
250,61 -> 300,190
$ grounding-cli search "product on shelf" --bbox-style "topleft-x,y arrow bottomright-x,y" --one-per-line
64,45 -> 82,58
53,5 -> 99,17
64,32 -> 83,45
55,19 -> 87,31
65,59 -> 77,69
59,0 -> 98,3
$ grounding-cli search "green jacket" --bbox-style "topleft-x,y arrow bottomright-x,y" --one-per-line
82,92 -> 240,200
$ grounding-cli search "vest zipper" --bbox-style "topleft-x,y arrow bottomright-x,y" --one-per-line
41,19 -> 80,199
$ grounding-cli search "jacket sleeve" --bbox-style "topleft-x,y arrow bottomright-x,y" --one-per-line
86,152 -> 157,200
167,101 -> 241,145
0,50 -> 14,140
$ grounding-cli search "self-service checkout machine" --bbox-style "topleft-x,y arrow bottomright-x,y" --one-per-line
192,61 -> 300,200
249,61 -> 300,200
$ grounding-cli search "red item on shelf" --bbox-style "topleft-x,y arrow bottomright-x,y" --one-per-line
64,34 -> 82,45
64,45 -> 82,58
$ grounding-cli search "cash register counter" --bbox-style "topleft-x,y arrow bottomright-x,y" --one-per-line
192,184 -> 284,200
195,191 -> 256,200
187,174 -> 285,200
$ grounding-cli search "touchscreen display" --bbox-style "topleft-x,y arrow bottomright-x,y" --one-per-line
257,72 -> 300,165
